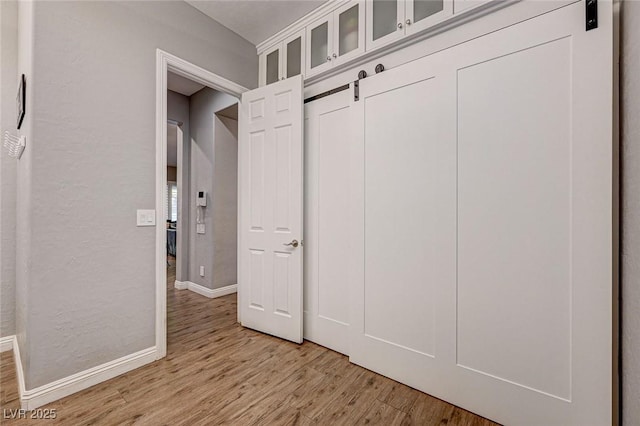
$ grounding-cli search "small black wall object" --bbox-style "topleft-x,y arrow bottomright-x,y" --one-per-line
375,64 -> 385,74
17,74 -> 25,130
358,70 -> 367,80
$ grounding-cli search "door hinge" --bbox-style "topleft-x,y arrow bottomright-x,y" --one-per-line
354,80 -> 359,102
586,0 -> 597,31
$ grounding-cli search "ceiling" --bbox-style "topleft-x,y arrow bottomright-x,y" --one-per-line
168,72 -> 205,97
185,0 -> 327,45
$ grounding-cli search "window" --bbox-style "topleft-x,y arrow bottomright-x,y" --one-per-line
166,182 -> 178,221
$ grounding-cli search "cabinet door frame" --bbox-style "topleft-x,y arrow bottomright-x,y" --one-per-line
282,30 -> 306,80
405,0 -> 453,36
263,42 -> 284,85
332,1 -> 366,67
366,0 -> 406,52
306,13 -> 335,78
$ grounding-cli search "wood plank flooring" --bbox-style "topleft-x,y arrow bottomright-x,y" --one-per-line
0,262 -> 498,425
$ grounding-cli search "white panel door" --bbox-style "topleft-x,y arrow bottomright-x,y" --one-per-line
303,88 -> 352,355
239,75 -> 304,343
350,2 -> 614,424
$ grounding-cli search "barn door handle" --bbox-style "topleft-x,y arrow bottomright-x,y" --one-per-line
283,239 -> 299,248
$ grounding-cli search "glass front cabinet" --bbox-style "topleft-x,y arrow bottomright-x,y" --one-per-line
366,0 -> 452,50
259,30 -> 305,86
258,0 -> 472,86
306,1 -> 365,78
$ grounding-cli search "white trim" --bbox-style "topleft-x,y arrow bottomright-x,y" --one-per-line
174,280 -> 188,290
19,347 -> 156,411
13,336 -> 26,407
177,282 -> 238,299
156,49 -> 248,361
0,335 -> 14,352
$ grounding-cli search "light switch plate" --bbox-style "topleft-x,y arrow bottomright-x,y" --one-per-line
197,224 -> 205,234
137,209 -> 156,226
199,266 -> 205,277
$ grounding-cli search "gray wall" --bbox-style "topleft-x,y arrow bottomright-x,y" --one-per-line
188,88 -> 238,289
17,1 -> 256,389
14,0 -> 34,375
168,89 -> 190,283
0,0 -> 18,338
621,1 -> 639,424
212,115 -> 238,288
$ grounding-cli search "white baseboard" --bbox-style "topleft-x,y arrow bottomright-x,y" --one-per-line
11,335 -> 26,410
0,335 -> 14,352
18,346 -> 156,411
174,280 -> 188,290
178,281 -> 237,299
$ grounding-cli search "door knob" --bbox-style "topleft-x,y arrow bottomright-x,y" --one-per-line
283,239 -> 299,248
397,22 -> 403,29
327,56 -> 332,61
332,53 -> 337,59
405,19 -> 411,25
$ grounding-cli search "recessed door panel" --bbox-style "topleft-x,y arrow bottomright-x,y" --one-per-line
274,252 -> 292,317
275,125 -> 292,232
249,132 -> 265,231
363,78 -> 439,358
456,37 -> 572,400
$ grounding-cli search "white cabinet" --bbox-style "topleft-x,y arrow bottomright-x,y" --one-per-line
366,0 -> 452,51
256,0 -> 495,86
259,30 -> 305,86
306,1 -> 365,77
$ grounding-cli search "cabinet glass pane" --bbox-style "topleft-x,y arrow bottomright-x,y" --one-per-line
373,0 -> 398,41
286,37 -> 302,78
310,22 -> 329,69
266,49 -> 279,84
338,5 -> 359,56
413,0 -> 443,23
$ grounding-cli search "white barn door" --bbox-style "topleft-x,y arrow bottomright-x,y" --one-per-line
303,88 -> 353,355
238,75 -> 304,343
350,2 -> 614,425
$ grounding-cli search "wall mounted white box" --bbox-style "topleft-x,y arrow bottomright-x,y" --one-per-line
136,210 -> 156,226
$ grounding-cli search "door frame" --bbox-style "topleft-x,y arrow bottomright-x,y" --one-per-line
155,49 -> 248,359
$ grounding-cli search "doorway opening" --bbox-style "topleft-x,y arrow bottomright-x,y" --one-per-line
156,50 -> 247,359
165,71 -> 240,352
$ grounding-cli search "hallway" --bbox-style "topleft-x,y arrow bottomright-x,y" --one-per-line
0,264 -> 496,425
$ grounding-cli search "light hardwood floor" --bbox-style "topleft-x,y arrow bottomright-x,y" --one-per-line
0,261 -> 498,425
